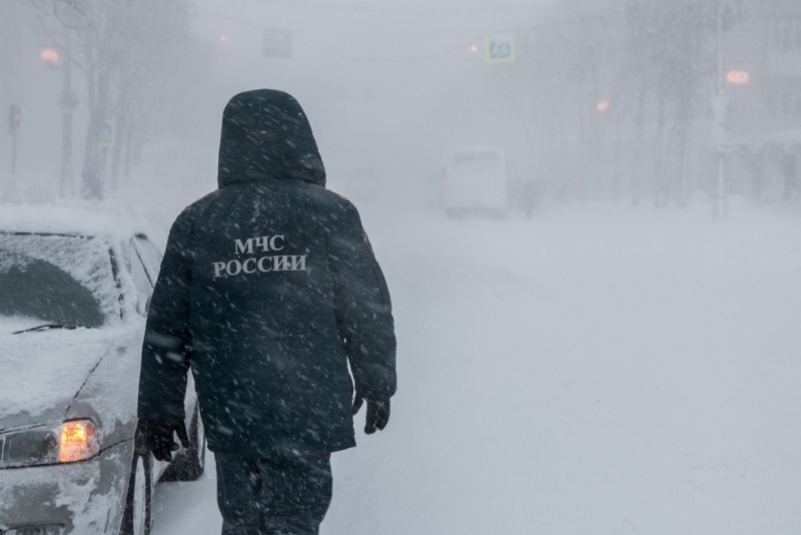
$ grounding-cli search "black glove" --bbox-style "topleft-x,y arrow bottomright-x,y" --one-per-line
352,393 -> 391,435
140,419 -> 189,462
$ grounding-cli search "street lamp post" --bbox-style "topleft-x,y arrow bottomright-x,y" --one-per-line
59,27 -> 78,197
44,33 -> 78,197
713,0 -> 728,221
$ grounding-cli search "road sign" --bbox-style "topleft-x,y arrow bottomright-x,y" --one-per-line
486,33 -> 515,63
98,118 -> 116,147
263,29 -> 292,58
8,105 -> 21,134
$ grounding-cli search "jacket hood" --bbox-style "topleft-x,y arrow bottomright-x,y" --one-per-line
217,89 -> 326,189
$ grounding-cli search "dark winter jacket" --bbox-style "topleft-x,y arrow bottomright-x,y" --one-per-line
137,90 -> 397,457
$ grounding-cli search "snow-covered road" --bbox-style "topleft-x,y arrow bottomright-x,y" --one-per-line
151,202 -> 801,534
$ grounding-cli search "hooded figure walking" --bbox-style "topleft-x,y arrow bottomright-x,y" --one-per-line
137,90 -> 397,535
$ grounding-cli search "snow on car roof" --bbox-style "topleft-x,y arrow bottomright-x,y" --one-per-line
0,201 -> 155,242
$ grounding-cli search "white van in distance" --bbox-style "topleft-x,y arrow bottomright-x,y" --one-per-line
444,148 -> 508,219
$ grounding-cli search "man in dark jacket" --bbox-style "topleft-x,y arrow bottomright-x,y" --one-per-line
137,89 -> 397,535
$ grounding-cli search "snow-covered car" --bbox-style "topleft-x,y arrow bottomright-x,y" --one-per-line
0,206 -> 205,535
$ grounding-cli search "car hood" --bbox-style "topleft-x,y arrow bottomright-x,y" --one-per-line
0,327 -> 115,432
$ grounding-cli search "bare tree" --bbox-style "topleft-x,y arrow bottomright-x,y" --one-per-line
29,0 -> 195,199
624,0 -> 742,207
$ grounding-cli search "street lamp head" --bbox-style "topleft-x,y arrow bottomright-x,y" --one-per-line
41,48 -> 60,66
726,70 -> 750,86
597,101 -> 610,112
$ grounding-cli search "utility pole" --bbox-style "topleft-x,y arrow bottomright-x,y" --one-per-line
713,0 -> 729,221
8,104 -> 21,176
59,27 -> 78,197
11,127 -> 16,177
5,104 -> 21,201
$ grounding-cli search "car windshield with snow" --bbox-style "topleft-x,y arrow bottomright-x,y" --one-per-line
0,209 -> 204,535
0,234 -> 113,333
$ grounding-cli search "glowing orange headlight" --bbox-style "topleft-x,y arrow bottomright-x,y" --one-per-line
59,420 -> 99,463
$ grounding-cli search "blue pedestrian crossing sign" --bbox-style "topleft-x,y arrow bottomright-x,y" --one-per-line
486,33 -> 515,63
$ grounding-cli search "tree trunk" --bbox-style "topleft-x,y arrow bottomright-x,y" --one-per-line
630,80 -> 647,207
110,84 -> 130,194
652,97 -> 667,208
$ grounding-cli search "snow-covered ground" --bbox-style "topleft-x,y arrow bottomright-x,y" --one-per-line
150,199 -> 801,534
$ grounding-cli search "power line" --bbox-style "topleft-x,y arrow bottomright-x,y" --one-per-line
293,38 -> 480,63
199,9 -> 624,64
508,10 -> 621,33
200,8 -> 622,37
199,12 -> 482,64
198,12 -> 493,38
261,0 -> 539,15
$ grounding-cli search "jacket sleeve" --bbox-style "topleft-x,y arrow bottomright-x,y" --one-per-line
137,210 -> 194,420
327,201 -> 397,401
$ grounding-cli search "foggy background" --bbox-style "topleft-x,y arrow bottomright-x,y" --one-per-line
7,0 -> 801,214
2,0 -> 801,534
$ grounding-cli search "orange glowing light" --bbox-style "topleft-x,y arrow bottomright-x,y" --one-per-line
59,421 -> 97,463
597,101 -> 610,112
470,45 -> 478,52
40,48 -> 60,65
726,70 -> 750,86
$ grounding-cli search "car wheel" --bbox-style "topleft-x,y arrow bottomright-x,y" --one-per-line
161,406 -> 206,482
121,431 -> 152,535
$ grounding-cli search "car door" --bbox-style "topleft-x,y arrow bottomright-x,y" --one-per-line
132,234 -> 163,287
131,234 -> 200,471
126,238 -> 153,317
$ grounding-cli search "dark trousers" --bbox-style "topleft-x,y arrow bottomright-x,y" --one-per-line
215,453 -> 333,535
